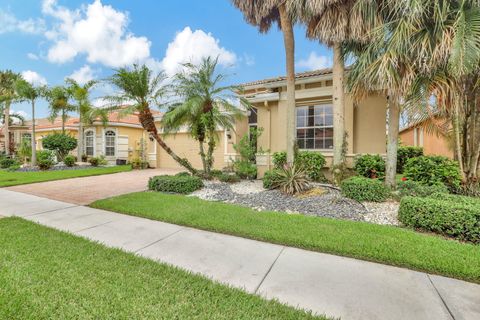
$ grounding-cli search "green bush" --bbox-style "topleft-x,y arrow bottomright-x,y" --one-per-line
130,158 -> 149,169
341,176 -> 390,202
263,170 -> 279,189
399,195 -> 480,243
354,154 -> 385,179
295,151 -> 326,181
148,175 -> 203,194
89,155 -> 108,167
175,171 -> 191,177
271,164 -> 309,195
234,160 -> 257,180
0,158 -> 17,169
397,180 -> 449,198
272,151 -> 287,169
42,133 -> 77,161
397,146 -> 423,173
218,173 -> 241,183
403,156 -> 461,191
37,150 -> 56,170
63,155 -> 76,167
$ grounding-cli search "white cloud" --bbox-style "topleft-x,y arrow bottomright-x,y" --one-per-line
27,53 -> 39,60
297,52 -> 332,71
67,65 -> 96,84
0,10 -> 45,34
161,27 -> 237,76
42,0 -> 151,67
21,70 -> 48,86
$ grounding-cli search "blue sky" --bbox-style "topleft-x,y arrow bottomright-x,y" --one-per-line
0,0 -> 332,119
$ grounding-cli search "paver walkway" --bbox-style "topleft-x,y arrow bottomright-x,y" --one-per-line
5,168 -> 180,205
1,188 -> 479,320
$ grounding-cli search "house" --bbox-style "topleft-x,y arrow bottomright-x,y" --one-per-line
3,111 -> 159,166
152,68 -> 388,177
399,118 -> 453,158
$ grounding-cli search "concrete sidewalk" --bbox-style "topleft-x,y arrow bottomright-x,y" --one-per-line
1,188 -> 479,320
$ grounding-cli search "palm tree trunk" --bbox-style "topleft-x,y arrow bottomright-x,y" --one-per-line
77,113 -> 83,162
279,3 -> 296,164
62,109 -> 65,134
198,139 -> 208,173
138,107 -> 197,175
452,104 -> 465,181
31,100 -> 37,166
4,100 -> 10,155
332,43 -> 345,167
206,135 -> 216,176
385,98 -> 400,188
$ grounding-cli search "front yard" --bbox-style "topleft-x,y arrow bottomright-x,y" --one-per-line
0,165 -> 131,187
92,191 -> 480,283
0,218 -> 324,320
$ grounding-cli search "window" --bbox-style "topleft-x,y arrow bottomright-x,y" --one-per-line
84,130 -> 95,156
296,104 -> 333,150
22,133 -> 32,143
105,130 -> 116,156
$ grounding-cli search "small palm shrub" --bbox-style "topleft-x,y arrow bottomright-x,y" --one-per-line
396,180 -> 448,198
397,146 -> 423,173
148,175 -> 203,194
341,176 -> 389,202
354,154 -> 385,179
403,156 -> 461,191
272,164 -> 309,195
63,155 -> 76,167
399,194 -> 480,243
37,150 -> 56,170
130,158 -> 149,169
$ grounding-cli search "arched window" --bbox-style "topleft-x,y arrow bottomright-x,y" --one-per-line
84,130 -> 95,156
105,130 -> 116,156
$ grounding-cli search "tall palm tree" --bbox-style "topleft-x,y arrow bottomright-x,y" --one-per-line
14,78 -> 45,166
0,70 -> 21,155
44,85 -> 75,134
231,0 -> 298,163
106,64 -> 197,174
65,79 -> 105,162
163,57 -> 247,176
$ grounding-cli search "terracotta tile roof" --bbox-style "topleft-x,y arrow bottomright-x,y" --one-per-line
239,67 -> 335,87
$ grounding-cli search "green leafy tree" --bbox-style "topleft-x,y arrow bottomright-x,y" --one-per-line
163,57 -> 247,177
42,133 -> 77,161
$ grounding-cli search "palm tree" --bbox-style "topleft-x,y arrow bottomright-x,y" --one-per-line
105,64 -> 197,174
231,0 -> 298,163
65,79 -> 105,162
0,70 -> 21,155
163,57 -> 247,177
44,85 -> 75,134
14,78 -> 45,166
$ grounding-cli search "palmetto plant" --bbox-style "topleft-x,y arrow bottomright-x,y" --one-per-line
162,57 -> 247,177
272,163 -> 310,195
106,64 -> 197,174
0,70 -> 21,155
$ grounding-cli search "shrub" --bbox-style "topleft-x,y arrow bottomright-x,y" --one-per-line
63,155 -> 76,167
397,146 -> 423,173
341,176 -> 390,202
0,158 -> 17,169
130,158 -> 149,169
272,151 -> 287,169
234,160 -> 257,180
295,151 -> 326,182
42,133 -> 77,161
354,154 -> 385,179
37,150 -> 55,170
89,155 -> 108,167
175,171 -> 191,177
218,173 -> 241,183
272,164 -> 309,195
403,156 -> 461,191
397,180 -> 449,198
263,170 -> 280,189
398,195 -> 480,243
148,175 -> 203,194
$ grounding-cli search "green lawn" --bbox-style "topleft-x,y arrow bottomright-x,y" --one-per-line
92,192 -> 480,283
0,165 -> 131,187
0,218 -> 324,320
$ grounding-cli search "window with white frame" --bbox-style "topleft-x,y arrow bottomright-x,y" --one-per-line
84,130 -> 95,156
105,130 -> 116,156
296,104 -> 334,150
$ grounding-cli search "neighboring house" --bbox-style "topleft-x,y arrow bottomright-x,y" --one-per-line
4,111 -> 159,166
152,67 -> 389,177
399,118 -> 453,158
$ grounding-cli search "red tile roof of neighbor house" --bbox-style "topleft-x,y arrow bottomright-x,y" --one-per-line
239,67 -> 335,87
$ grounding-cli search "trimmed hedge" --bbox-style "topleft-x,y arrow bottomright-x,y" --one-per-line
397,146 -> 423,173
403,156 -> 461,191
148,175 -> 203,194
295,151 -> 326,181
397,180 -> 449,198
354,154 -> 385,179
399,195 -> 480,243
341,176 -> 390,202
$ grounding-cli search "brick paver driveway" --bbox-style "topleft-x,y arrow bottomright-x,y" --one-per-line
6,168 -> 180,205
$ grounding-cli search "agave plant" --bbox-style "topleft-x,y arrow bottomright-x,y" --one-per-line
273,164 -> 310,195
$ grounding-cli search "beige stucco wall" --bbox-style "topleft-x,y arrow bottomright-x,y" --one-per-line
353,94 -> 387,154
